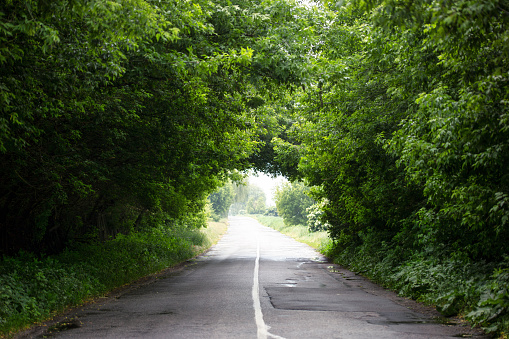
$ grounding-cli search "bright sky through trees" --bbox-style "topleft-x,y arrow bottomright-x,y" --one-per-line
249,172 -> 287,206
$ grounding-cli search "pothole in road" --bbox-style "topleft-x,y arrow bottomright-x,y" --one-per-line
44,317 -> 82,336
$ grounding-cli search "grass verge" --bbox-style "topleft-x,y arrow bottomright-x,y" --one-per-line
198,219 -> 228,251
0,220 -> 228,338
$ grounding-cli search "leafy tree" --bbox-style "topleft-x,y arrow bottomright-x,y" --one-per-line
269,0 -> 505,268
274,181 -> 314,226
275,4 -> 427,244
0,0 -> 325,255
229,181 -> 266,215
378,0 -> 509,260
208,181 -> 235,221
246,185 -> 267,214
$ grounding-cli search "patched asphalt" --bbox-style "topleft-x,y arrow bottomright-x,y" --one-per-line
21,216 -> 489,339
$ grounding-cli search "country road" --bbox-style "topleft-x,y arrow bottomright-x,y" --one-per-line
25,216 -> 488,339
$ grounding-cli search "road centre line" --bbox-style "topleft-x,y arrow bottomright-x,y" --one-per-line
252,237 -> 286,339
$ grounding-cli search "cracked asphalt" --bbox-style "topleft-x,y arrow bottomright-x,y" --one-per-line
21,216 -> 489,339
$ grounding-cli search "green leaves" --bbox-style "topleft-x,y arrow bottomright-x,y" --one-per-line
296,0 -> 509,261
0,0 -> 326,256
274,181 -> 315,226
208,180 -> 235,220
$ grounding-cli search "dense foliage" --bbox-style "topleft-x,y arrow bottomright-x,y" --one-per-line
269,0 -> 509,335
274,181 -> 314,226
0,0 -> 322,255
2,0 -> 509,336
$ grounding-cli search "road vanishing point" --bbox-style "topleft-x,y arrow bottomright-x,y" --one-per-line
24,216 -> 488,339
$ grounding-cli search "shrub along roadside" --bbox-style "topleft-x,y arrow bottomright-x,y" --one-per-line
0,221 -> 228,337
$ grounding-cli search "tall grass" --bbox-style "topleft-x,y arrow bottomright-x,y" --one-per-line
251,215 -> 331,251
0,221 -> 228,338
198,219 -> 228,251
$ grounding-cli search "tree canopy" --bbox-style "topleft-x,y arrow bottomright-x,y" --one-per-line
0,0 -> 324,255
2,0 -> 509,333
268,0 -> 509,261
1,0 -> 508,286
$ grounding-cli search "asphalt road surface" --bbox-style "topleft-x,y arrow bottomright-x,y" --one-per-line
28,216 -> 488,339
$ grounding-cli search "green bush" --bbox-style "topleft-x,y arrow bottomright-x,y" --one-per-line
306,200 -> 330,232
0,225 -> 204,336
264,206 -> 278,217
274,181 -> 315,226
467,265 -> 509,334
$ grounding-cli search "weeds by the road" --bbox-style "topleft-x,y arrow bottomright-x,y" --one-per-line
198,220 -> 228,251
0,220 -> 228,338
251,215 -> 331,251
